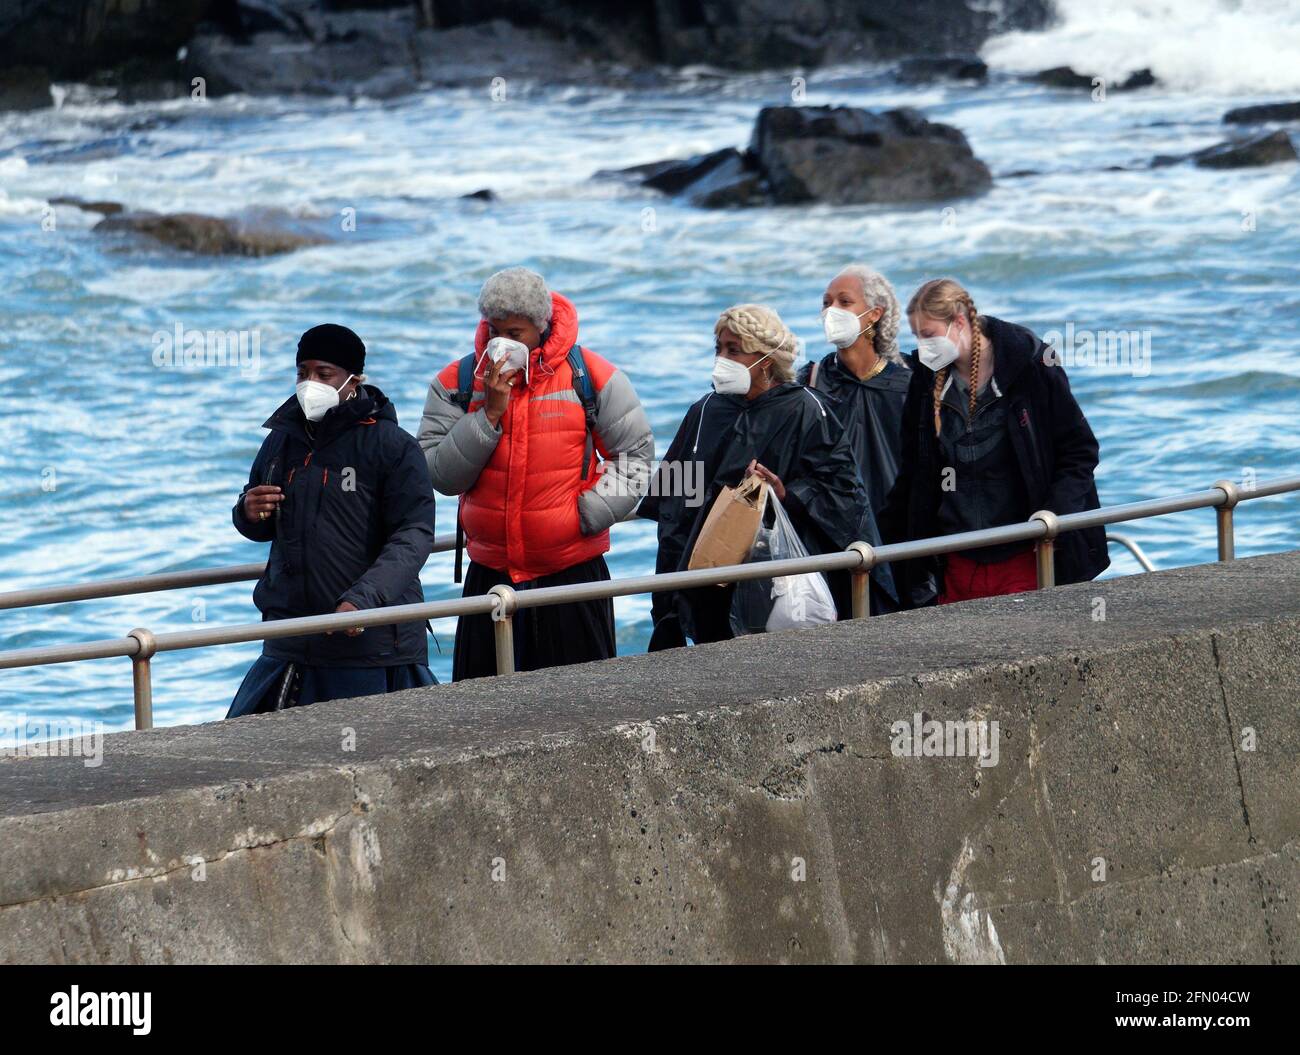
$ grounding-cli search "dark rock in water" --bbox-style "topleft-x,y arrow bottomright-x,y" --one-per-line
593,158 -> 692,184
461,189 -> 497,201
1189,130 -> 1298,169
1224,101 -> 1300,124
1032,66 -> 1097,90
1119,68 -> 1157,91
600,106 -> 992,208
895,55 -> 988,84
1030,65 -> 1155,92
750,105 -> 992,205
594,148 -> 769,207
49,196 -> 125,216
0,66 -> 52,110
680,151 -> 770,208
94,210 -> 326,256
642,149 -> 743,196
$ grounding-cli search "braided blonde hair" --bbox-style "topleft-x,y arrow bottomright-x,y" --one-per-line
907,278 -> 983,437
713,303 -> 798,383
836,264 -> 904,365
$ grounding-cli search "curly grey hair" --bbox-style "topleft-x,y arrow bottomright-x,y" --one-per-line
836,264 -> 905,366
477,266 -> 553,331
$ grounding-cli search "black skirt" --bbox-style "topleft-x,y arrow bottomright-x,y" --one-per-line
453,555 -> 616,681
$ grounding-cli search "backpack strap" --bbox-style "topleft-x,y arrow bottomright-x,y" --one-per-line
567,344 -> 599,480
450,352 -> 479,582
808,359 -> 820,390
451,351 -> 478,412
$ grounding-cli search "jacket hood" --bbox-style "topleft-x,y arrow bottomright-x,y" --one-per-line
264,383 -> 396,445
473,290 -> 580,379
980,315 -> 1047,388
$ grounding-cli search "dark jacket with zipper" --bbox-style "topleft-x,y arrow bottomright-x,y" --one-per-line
233,385 -> 437,667
878,315 -> 1109,605
639,382 -> 872,637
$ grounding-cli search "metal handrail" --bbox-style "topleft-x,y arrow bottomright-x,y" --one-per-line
0,535 -> 457,612
1106,531 -> 1156,573
0,473 -> 1297,730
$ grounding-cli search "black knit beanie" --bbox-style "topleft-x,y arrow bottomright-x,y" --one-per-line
297,324 -> 365,375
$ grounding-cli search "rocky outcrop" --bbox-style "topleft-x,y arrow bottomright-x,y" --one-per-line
1190,130 -> 1298,169
895,54 -> 988,84
94,209 -> 327,256
753,105 -> 991,205
435,0 -> 1051,69
0,1 -> 1056,107
1030,66 -> 1156,91
48,196 -> 124,216
1151,129 -> 1298,170
599,105 -> 991,208
1223,102 -> 1300,125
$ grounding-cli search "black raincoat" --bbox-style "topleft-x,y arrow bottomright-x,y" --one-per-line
639,382 -> 873,645
232,385 -> 437,667
798,352 -> 912,609
878,316 -> 1109,605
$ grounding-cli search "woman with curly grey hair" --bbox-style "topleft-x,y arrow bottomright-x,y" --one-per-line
639,303 -> 871,647
799,264 -> 911,612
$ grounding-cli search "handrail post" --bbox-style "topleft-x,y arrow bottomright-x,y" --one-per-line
1212,479 -> 1240,561
846,542 -> 876,619
487,585 -> 518,676
127,628 -> 157,730
1028,510 -> 1060,590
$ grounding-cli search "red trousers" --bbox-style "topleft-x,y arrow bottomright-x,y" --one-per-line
939,549 -> 1038,605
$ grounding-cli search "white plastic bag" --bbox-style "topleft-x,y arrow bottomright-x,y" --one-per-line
730,491 -> 837,635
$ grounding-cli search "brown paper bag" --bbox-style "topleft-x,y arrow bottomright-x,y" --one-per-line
687,476 -> 769,571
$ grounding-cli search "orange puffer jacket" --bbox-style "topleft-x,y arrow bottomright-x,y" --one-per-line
419,292 -> 654,583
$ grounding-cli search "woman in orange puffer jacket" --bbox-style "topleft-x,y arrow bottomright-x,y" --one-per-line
418,267 -> 654,680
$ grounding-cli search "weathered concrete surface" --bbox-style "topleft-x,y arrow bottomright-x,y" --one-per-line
2,551 -> 1299,964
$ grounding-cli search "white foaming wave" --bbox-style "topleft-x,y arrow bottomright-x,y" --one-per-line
983,0 -> 1300,94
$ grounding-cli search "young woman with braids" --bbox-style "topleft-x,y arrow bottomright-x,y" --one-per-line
640,304 -> 870,647
799,264 -> 911,613
878,278 -> 1109,606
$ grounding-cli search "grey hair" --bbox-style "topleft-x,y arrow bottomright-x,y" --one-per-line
477,267 -> 553,331
836,264 -> 905,366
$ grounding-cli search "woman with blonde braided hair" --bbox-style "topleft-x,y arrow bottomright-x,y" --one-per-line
877,278 -> 1109,606
800,264 -> 911,612
640,303 -> 871,646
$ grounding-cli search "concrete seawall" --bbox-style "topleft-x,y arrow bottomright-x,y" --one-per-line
2,552 -> 1298,964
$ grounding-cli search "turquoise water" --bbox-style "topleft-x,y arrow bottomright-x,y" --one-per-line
2,16 -> 1299,728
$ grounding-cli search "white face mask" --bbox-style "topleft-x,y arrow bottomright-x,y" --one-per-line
916,322 -> 960,371
822,305 -> 869,349
485,336 -> 530,372
712,352 -> 770,395
296,374 -> 354,422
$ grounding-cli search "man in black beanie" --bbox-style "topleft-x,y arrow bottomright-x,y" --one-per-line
227,323 -> 440,715
292,323 -> 367,422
